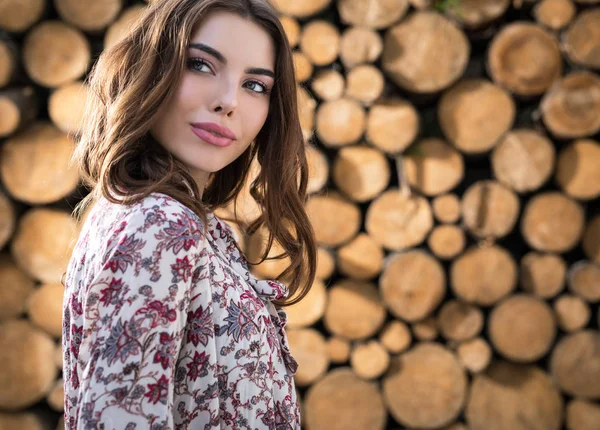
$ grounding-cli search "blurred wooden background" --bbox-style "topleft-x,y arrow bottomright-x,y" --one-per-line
0,0 -> 599,429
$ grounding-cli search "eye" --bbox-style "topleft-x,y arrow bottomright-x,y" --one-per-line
187,58 -> 212,73
245,80 -> 270,95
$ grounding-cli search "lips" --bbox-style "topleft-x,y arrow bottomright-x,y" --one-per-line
190,122 -> 236,139
190,126 -> 234,147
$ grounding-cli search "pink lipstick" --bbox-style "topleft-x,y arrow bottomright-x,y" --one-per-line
190,122 -> 236,147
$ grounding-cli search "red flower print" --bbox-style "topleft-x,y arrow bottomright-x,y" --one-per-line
186,350 -> 210,381
145,374 -> 169,405
186,305 -> 214,347
99,278 -> 125,306
153,332 -> 176,370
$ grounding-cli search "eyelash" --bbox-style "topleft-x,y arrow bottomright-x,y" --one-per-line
186,58 -> 271,96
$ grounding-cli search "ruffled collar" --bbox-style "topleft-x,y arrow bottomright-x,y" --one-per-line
206,211 -> 291,303
206,211 -> 298,375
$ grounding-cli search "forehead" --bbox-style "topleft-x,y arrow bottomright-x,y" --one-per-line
190,11 -> 275,69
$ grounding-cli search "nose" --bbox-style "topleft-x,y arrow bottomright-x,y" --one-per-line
211,79 -> 238,116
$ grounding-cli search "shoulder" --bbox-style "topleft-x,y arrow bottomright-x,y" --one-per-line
100,192 -> 208,256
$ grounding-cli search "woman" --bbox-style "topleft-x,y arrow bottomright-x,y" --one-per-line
62,0 -> 317,428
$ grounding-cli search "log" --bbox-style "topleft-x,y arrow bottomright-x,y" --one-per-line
487,22 -> 562,96
443,0 -> 511,29
567,260 -> 600,303
456,337 -> 492,374
337,0 -> 410,29
379,250 -> 445,322
279,16 -> 300,48
411,316 -> 438,341
350,340 -> 390,380
0,0 -> 46,32
408,0 -> 433,8
566,399 -> 600,430
553,294 -> 591,332
427,224 -> 466,260
316,97 -> 366,147
489,294 -> 556,363
306,143 -> 328,195
0,320 -> 57,409
466,360 -> 563,430
533,0 -> 576,30
0,255 -> 36,321
306,193 -> 361,246
304,368 -> 387,430
246,224 -> 291,280
339,26 -> 383,69
582,215 -> 600,264
378,320 -> 412,354
0,86 -> 38,138
10,208 -> 78,284
336,233 -> 384,280
491,129 -> 556,193
268,0 -> 331,18
450,245 -> 517,306
521,191 -> 585,253
461,180 -> 520,239
292,51 -> 313,82
332,144 -> 390,202
22,21 -> 90,88
55,0 -> 122,32
284,278 -> 327,329
562,7 -> 600,69
285,328 -> 329,387
0,411 -> 48,430
0,191 -> 16,254
323,279 -> 387,340
316,247 -> 335,280
26,283 -> 63,338
0,122 -> 80,204
404,138 -> 465,196
46,378 -> 63,412
48,80 -> 91,134
345,64 -> 385,105
310,69 -> 345,101
299,20 -> 340,66
438,79 -> 516,154
0,40 -> 18,89
556,139 -> 600,201
297,85 -> 316,142
366,99 -> 419,154
437,300 -> 484,342
326,336 -> 351,363
54,343 -> 62,370
432,193 -> 461,224
520,251 -> 566,298
550,330 -> 600,399
104,4 -> 147,49
366,189 -> 433,251
382,11 -> 470,93
540,71 -> 600,139
382,343 -> 467,429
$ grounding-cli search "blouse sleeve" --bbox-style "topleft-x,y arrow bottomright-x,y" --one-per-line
73,206 -> 217,429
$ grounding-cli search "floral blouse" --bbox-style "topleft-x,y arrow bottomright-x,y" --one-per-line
62,192 -> 300,429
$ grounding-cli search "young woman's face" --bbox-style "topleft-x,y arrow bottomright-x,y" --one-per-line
150,11 -> 275,189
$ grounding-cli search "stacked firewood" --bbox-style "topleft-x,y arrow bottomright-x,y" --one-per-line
0,0 -> 599,429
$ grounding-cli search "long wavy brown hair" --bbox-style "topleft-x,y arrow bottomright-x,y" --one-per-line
70,0 -> 316,307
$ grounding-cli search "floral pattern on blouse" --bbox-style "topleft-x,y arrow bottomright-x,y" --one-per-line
62,192 -> 300,429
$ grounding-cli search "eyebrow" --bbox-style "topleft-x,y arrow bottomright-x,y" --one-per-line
188,42 -> 275,79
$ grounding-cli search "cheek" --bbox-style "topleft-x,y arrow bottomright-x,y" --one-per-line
175,75 -> 202,111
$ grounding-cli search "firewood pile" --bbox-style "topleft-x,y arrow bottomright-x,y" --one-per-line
0,0 -> 598,429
